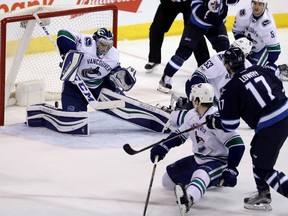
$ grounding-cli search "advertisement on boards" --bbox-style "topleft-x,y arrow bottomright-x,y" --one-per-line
0,0 -> 143,14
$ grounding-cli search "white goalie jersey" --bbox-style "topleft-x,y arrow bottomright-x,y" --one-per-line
232,6 -> 279,53
176,106 -> 242,165
66,29 -> 120,89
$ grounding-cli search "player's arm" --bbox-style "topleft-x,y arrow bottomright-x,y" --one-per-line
262,25 -> 281,64
190,0 -> 228,28
232,9 -> 247,39
221,133 -> 245,187
150,128 -> 188,163
57,29 -> 78,59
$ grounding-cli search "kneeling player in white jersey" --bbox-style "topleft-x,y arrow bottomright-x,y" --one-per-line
170,37 -> 252,114
150,83 -> 245,215
27,28 -> 171,134
232,0 -> 287,80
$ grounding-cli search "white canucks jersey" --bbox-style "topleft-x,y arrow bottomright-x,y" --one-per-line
68,29 -> 120,89
193,51 -> 252,99
177,106 -> 242,165
232,6 -> 279,53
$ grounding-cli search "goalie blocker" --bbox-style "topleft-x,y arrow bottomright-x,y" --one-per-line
27,103 -> 89,135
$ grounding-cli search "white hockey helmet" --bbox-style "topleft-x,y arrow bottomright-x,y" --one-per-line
231,37 -> 252,56
251,0 -> 268,4
190,83 -> 214,104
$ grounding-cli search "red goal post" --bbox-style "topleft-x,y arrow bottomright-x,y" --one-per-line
0,4 -> 118,126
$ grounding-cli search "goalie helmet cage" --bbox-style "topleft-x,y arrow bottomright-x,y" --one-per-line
0,4 -> 118,126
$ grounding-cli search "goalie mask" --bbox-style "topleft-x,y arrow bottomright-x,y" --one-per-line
190,83 -> 214,104
93,28 -> 114,58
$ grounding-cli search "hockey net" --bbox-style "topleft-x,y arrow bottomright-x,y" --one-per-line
0,4 -> 118,125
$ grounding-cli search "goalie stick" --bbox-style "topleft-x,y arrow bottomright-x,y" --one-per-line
123,122 -> 206,155
33,12 -> 124,110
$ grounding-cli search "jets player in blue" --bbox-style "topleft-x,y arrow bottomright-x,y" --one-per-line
157,0 -> 240,93
150,83 -> 245,215
206,47 -> 288,211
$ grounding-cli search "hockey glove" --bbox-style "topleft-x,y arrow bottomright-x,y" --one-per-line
205,113 -> 224,130
150,143 -> 169,163
278,64 -> 288,80
204,11 -> 225,26
220,167 -> 239,187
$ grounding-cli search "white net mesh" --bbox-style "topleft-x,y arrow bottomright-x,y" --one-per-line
1,5 -> 116,105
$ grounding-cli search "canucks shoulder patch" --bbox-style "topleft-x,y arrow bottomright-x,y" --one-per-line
239,9 -> 246,17
262,19 -> 271,27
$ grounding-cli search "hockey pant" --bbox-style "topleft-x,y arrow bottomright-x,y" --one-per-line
98,88 -> 171,133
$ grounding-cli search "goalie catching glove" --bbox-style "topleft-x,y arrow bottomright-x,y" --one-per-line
109,66 -> 137,91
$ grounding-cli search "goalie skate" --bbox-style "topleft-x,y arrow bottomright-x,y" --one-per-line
174,184 -> 193,216
244,190 -> 272,211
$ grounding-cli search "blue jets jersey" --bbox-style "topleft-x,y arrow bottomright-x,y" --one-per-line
218,65 -> 288,132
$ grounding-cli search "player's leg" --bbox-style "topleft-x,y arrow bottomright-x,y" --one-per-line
206,24 -> 230,53
26,103 -> 89,135
245,117 -> 288,211
61,81 -> 88,112
194,37 -> 210,67
158,23 -> 203,93
98,88 -> 172,133
146,2 -> 179,73
167,155 -> 226,214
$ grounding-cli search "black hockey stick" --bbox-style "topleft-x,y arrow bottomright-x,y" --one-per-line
123,122 -> 206,155
143,156 -> 158,216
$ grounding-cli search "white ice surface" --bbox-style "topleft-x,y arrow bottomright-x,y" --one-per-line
1,30 -> 288,216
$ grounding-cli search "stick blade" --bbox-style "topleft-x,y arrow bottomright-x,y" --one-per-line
123,143 -> 137,155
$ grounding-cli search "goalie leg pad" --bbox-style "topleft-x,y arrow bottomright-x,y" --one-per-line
27,103 -> 89,135
98,88 -> 172,133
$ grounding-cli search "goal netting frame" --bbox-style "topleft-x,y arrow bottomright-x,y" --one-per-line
0,4 -> 118,126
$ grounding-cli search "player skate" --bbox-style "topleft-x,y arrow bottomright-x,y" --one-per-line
174,184 -> 194,216
244,190 -> 272,211
278,64 -> 288,81
157,75 -> 172,93
144,62 -> 159,73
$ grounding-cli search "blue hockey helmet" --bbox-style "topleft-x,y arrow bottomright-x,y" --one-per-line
223,47 -> 245,71
93,27 -> 114,57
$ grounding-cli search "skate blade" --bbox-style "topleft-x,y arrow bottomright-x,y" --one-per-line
244,203 -> 272,211
157,84 -> 171,93
174,185 -> 187,216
